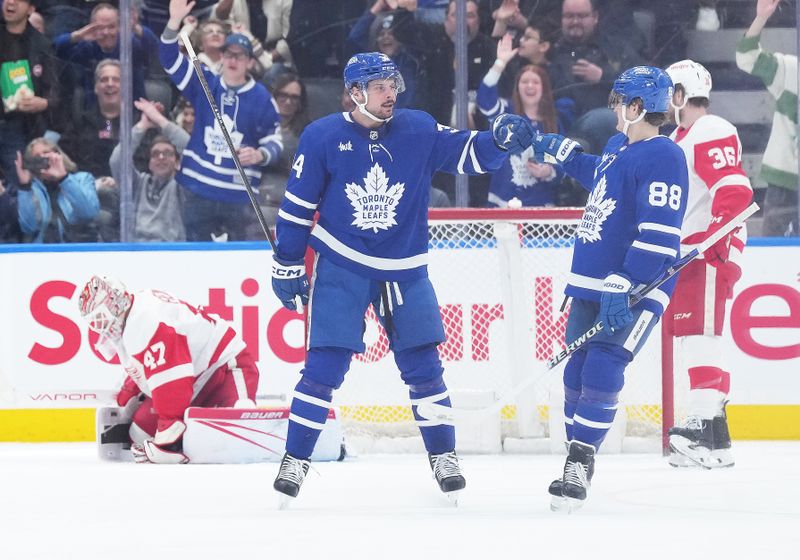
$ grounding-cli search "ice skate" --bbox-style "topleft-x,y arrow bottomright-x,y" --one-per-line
709,405 -> 735,468
274,452 -> 310,509
550,441 -> 595,513
429,450 -> 466,505
668,416 -> 713,468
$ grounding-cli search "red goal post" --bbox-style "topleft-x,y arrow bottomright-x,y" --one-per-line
334,207 -> 676,453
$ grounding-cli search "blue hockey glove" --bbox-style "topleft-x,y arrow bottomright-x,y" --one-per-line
531,133 -> 583,164
598,273 -> 634,333
492,113 -> 535,155
271,255 -> 310,312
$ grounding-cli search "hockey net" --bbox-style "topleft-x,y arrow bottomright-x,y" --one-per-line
333,208 -> 678,453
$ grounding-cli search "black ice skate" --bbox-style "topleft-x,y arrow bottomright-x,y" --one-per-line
668,416 -> 714,468
550,441 -> 595,513
274,452 -> 310,509
429,451 -> 466,504
710,404 -> 734,468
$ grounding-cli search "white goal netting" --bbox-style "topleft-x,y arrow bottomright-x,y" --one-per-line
333,208 -> 676,453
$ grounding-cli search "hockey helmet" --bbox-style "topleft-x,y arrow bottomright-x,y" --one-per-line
608,66 -> 674,113
665,59 -> 712,100
343,52 -> 405,94
78,275 -> 132,343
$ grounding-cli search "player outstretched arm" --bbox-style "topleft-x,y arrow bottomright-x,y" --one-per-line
531,132 -> 600,190
159,0 -> 206,102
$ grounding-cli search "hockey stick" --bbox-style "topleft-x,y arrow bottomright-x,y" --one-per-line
418,202 -> 760,424
179,32 -> 276,252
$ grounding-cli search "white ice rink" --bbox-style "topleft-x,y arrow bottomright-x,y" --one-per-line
2,442 -> 799,560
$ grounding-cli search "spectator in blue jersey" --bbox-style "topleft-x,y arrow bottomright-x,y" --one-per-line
53,3 -> 157,107
268,51 -> 534,506
531,66 -> 688,511
160,0 -> 282,242
346,1 -> 420,109
15,137 -> 100,243
478,34 -> 572,207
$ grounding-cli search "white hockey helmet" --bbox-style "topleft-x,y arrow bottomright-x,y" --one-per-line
78,275 -> 132,344
665,59 -> 712,99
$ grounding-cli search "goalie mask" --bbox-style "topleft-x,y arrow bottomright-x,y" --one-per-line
78,275 -> 132,345
343,52 -> 405,123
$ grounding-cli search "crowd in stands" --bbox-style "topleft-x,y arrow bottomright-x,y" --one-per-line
0,0 -> 796,243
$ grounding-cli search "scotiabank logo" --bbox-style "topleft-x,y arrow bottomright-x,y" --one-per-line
22,277 -> 800,366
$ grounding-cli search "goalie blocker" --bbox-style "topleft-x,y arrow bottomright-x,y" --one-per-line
97,406 -> 346,463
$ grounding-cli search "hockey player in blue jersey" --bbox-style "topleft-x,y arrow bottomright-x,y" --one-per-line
530,66 -> 689,512
270,51 -> 534,506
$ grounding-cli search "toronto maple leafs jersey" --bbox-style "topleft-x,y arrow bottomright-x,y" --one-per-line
275,110 -> 507,280
159,31 -> 282,204
561,133 -> 689,315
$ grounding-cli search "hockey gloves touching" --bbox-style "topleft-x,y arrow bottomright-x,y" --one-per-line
131,419 -> 189,464
271,255 -> 310,312
531,133 -> 583,165
492,113 -> 535,155
598,273 -> 634,333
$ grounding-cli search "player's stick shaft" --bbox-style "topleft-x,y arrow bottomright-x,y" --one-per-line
180,32 -> 277,251
418,202 -> 760,424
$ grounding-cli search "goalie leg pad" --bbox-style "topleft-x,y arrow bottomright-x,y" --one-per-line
397,344 -> 454,454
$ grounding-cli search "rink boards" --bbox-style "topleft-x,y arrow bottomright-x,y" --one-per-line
0,238 -> 798,441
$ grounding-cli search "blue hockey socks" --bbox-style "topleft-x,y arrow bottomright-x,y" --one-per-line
396,345 -> 455,454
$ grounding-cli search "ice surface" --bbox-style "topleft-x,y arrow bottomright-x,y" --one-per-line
1,442 -> 798,559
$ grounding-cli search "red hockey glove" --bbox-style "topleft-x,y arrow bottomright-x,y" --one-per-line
704,215 -> 738,268
115,375 -> 141,407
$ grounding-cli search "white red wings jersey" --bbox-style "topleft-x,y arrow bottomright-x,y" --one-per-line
115,289 -> 246,420
669,114 -> 752,263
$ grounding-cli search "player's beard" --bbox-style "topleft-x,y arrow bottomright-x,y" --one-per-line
376,101 -> 395,119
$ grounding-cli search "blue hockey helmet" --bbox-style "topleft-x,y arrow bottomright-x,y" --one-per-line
343,52 -> 405,94
609,66 -> 674,113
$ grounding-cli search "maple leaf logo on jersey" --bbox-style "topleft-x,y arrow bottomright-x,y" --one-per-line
345,163 -> 405,233
509,147 -> 537,187
577,174 -> 616,243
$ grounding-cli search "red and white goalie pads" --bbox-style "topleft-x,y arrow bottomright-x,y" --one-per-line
97,406 -> 346,463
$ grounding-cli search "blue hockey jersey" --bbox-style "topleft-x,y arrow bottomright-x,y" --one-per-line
562,133 -> 689,315
276,110 -> 508,280
159,32 -> 282,204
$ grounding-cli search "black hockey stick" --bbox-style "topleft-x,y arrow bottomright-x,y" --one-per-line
418,202 -> 760,424
179,32 -> 276,251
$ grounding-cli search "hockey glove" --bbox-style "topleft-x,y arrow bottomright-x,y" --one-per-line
598,273 -> 634,333
271,255 -> 310,312
115,375 -> 142,407
531,133 -> 583,165
133,419 -> 189,464
492,113 -> 535,155
703,215 -> 738,267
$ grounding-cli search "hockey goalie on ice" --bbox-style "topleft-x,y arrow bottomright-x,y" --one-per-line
79,275 -> 344,464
